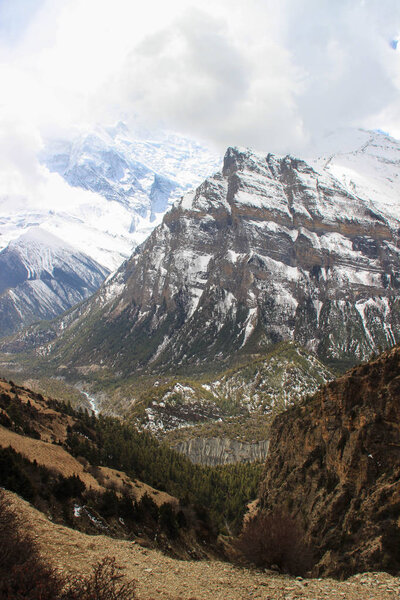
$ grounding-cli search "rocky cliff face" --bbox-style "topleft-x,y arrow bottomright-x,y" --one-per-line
30,132 -> 400,376
259,345 -> 400,577
172,437 -> 269,466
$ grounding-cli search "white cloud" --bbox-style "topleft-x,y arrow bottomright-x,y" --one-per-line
0,0 -> 400,161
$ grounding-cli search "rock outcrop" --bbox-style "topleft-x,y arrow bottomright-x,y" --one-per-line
259,345 -> 400,577
172,437 -> 269,466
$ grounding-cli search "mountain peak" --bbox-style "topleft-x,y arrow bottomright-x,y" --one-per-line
222,146 -> 254,177
10,226 -> 73,252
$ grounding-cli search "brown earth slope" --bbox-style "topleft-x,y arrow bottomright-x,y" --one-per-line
6,490 -> 400,600
259,345 -> 400,577
0,378 -> 177,506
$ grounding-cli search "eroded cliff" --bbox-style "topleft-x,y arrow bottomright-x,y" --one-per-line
259,345 -> 400,577
172,437 -> 269,466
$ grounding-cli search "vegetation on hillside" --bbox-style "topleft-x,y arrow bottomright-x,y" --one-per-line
234,510 -> 314,576
0,381 -> 262,543
62,404 -> 262,532
164,413 -> 270,446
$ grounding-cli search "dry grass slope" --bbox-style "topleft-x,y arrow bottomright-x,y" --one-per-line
5,490 -> 400,600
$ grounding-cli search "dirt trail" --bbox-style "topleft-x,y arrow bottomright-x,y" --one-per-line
7,491 -> 400,600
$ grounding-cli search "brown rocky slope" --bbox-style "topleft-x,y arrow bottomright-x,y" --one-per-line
259,345 -> 400,577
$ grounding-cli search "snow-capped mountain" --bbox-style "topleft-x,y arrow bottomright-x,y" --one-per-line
0,125 -> 220,336
0,228 -> 108,337
308,128 -> 400,219
18,129 -> 400,375
42,124 -> 221,252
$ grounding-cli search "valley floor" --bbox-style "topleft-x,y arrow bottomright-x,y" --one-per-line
7,491 -> 400,600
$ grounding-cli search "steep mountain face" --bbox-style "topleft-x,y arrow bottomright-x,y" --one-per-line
36,132 -> 400,375
0,125 -> 219,336
0,228 -> 108,337
259,345 -> 400,577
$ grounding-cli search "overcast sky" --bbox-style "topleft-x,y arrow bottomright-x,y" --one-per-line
0,0 -> 400,161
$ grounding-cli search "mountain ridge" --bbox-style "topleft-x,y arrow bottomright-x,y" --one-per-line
21,131 -> 400,379
0,227 -> 108,337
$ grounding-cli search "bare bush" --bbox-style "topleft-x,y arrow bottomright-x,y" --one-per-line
235,510 -> 314,576
63,557 -> 137,600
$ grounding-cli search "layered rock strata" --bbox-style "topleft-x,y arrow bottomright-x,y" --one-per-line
172,437 -> 269,466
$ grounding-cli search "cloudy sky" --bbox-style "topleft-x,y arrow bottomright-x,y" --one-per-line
1,0 -> 400,159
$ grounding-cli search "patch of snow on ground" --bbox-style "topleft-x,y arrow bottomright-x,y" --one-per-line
241,307 -> 258,347
255,254 -> 301,282
313,299 -> 323,325
187,287 -> 204,318
355,299 -> 375,345
335,266 -> 382,288
149,335 -> 171,363
226,249 -> 245,262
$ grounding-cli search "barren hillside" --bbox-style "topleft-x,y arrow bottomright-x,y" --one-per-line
6,490 -> 400,600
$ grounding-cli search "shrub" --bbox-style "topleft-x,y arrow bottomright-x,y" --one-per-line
53,474 -> 86,499
380,521 -> 400,573
137,493 -> 159,523
176,509 -> 187,528
62,557 -> 137,600
159,503 -> 179,539
119,494 -> 138,521
0,446 -> 36,501
99,490 -> 119,518
234,510 -> 314,576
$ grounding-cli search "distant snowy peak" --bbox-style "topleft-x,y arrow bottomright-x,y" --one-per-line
308,127 -> 397,158
0,226 -> 108,337
42,125 -> 221,223
2,226 -> 104,285
9,226 -> 74,253
40,124 -> 221,271
0,125 -> 220,337
309,128 -> 400,222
